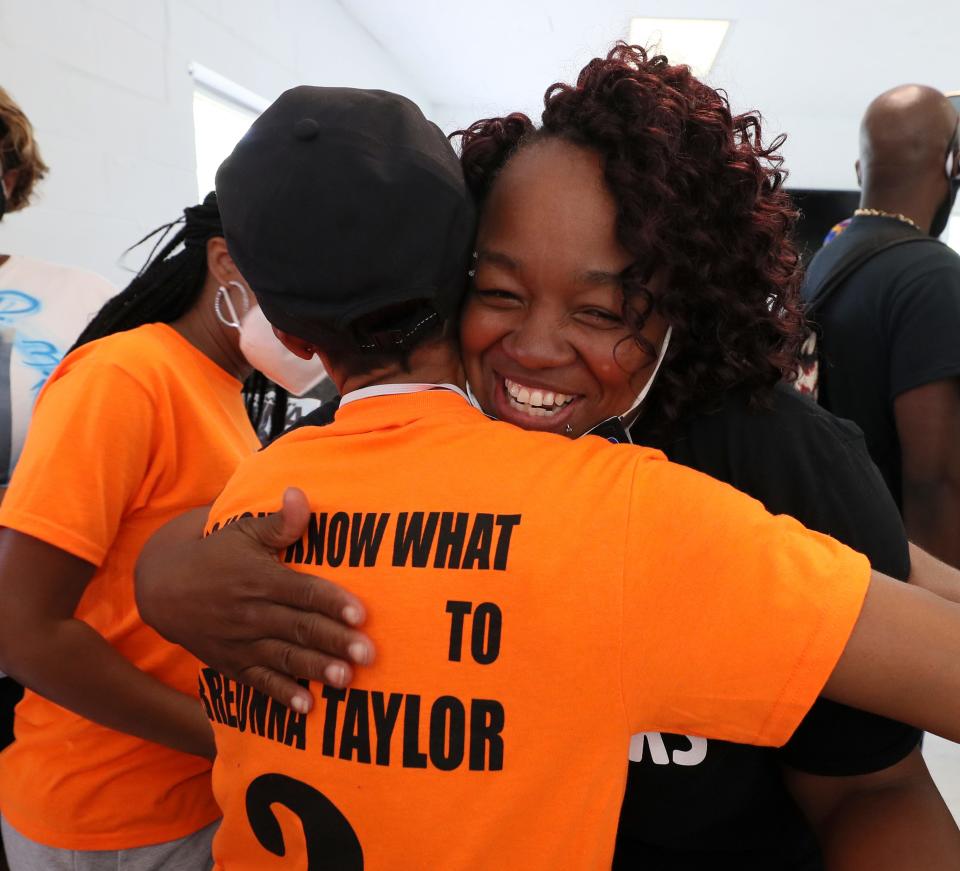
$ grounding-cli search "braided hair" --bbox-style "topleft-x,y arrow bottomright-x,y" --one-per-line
71,191 -> 289,441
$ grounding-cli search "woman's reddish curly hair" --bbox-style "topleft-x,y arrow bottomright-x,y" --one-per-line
454,43 -> 805,427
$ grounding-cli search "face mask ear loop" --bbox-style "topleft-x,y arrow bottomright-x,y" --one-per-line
465,381 -> 484,411
619,325 -> 673,429
946,122 -> 960,180
214,282 -> 250,330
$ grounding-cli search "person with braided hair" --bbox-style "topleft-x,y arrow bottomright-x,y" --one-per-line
0,192 -> 321,870
70,193 -> 292,443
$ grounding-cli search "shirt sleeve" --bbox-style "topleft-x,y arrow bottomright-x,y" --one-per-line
0,358 -> 155,566
620,455 -> 871,748
768,413 -> 921,773
886,263 -> 960,400
651,392 -> 921,772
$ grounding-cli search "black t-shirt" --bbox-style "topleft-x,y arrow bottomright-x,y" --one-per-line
290,385 -> 918,869
804,215 -> 960,507
613,383 -> 916,870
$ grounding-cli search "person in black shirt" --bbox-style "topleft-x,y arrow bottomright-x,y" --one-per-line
135,49 -> 960,869
803,85 -> 960,569
616,384 -> 918,870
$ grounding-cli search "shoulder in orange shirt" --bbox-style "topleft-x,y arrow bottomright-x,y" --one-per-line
0,323 -> 260,850
205,390 -> 869,871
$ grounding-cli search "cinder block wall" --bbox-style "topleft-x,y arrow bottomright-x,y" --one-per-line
0,0 -> 431,285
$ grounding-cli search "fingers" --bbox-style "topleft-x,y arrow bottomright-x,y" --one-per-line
244,640 -> 359,695
280,487 -> 311,536
289,574 -> 368,628
250,560 -> 368,628
225,487 -> 370,630
234,486 -> 311,552
254,604 -> 375,666
237,665 -> 324,714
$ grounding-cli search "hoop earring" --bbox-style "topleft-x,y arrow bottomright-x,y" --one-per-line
214,281 -> 251,329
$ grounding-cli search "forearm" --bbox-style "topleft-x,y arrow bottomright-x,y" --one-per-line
815,777 -> 960,870
786,749 -> 960,871
1,617 -> 214,758
135,507 -> 207,644
825,573 -> 960,742
908,542 -> 960,602
903,481 -> 960,569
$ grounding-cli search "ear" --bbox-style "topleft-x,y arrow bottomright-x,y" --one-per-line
273,328 -> 315,361
274,328 -> 339,384
854,160 -> 862,187
205,236 -> 245,288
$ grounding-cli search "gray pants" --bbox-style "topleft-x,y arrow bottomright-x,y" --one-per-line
1,817 -> 217,871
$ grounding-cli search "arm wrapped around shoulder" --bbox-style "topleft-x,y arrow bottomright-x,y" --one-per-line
619,454 -> 871,747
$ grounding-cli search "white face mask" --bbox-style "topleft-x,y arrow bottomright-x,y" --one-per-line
617,325 -> 672,427
215,281 -> 328,396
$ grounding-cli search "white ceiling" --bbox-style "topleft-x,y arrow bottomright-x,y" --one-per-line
339,0 -> 960,188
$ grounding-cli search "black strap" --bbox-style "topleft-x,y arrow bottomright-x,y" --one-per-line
803,233 -> 934,317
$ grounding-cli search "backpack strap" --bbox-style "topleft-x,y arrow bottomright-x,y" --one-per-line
802,231 -> 936,318
794,227 -> 940,400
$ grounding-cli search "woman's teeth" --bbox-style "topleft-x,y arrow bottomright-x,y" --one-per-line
504,377 -> 574,417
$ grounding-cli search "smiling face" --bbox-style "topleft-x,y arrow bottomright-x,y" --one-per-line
460,138 -> 668,437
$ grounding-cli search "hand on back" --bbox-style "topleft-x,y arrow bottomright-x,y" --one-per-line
135,488 -> 373,713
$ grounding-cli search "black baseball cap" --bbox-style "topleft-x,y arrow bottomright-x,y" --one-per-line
216,86 -> 476,351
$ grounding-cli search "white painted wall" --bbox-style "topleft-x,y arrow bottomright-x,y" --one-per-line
0,0 -> 431,286
346,0 -> 960,193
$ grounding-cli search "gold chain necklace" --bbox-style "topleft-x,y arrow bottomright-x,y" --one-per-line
853,208 -> 921,231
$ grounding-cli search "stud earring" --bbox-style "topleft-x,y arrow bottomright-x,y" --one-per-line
564,424 -> 574,435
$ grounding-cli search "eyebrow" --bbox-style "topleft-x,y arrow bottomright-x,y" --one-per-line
477,249 -> 624,286
475,249 -> 519,271
577,268 -> 623,287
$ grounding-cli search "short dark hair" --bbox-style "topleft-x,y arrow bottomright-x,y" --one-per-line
308,300 -> 449,376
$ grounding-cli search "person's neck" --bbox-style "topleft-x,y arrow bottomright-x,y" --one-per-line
859,189 -> 935,234
171,282 -> 251,382
337,338 -> 466,397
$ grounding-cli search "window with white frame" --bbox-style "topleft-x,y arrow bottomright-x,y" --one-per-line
190,63 -> 267,199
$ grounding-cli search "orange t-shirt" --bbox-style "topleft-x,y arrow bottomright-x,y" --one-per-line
0,323 -> 260,850
205,390 -> 870,871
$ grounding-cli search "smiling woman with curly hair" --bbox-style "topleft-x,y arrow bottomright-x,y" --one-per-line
453,43 -> 955,869
458,43 -> 805,430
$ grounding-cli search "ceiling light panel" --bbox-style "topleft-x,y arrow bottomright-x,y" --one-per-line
628,17 -> 730,78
